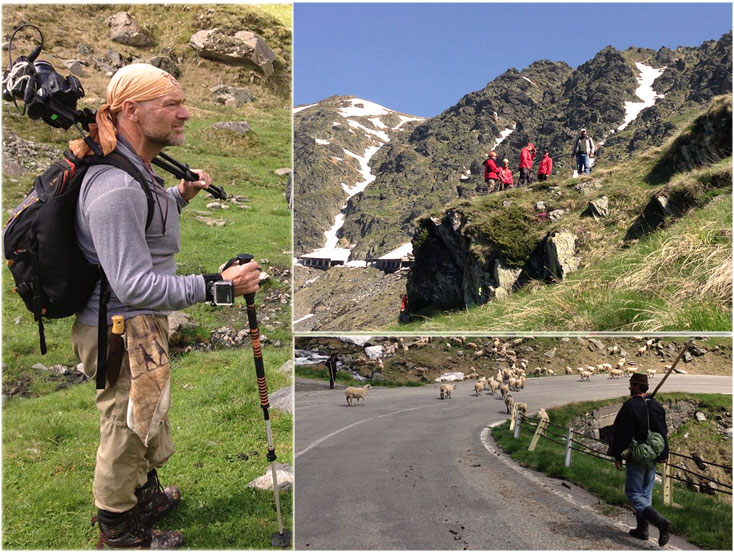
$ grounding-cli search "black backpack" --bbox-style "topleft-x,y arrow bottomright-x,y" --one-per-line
3,150 -> 154,385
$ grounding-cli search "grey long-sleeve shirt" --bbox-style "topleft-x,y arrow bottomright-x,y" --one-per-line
75,137 -> 206,326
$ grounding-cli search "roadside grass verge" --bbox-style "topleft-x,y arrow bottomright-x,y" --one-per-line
491,393 -> 732,550
2,347 -> 292,549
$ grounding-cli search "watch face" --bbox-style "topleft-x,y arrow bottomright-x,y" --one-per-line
213,281 -> 234,306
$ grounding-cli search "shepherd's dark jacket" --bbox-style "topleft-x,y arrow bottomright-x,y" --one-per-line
609,394 -> 669,462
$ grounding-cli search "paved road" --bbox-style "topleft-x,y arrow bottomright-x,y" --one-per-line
294,374 -> 731,550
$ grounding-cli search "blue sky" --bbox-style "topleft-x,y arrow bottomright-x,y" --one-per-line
295,3 -> 733,117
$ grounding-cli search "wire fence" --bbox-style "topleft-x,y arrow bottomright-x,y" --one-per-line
514,412 -> 733,500
671,451 -> 733,471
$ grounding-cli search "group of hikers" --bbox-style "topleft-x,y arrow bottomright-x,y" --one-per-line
479,128 -> 596,193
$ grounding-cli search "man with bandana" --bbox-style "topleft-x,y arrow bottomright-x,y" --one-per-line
69,64 -> 261,548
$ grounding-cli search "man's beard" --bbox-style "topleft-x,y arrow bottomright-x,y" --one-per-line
147,131 -> 185,148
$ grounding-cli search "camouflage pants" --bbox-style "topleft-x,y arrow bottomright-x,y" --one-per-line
71,316 -> 175,513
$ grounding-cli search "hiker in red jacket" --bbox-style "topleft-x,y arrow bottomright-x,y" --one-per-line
517,142 -> 536,186
537,150 -> 553,181
498,159 -> 514,191
483,150 -> 500,193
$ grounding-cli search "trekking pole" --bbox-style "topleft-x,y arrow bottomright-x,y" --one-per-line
222,253 -> 291,548
650,338 -> 694,398
151,151 -> 227,200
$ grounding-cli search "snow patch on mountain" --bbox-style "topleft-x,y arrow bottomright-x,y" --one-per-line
294,103 -> 317,113
314,138 -> 330,145
337,98 -> 392,118
618,63 -> 666,131
379,241 -> 413,259
492,125 -> 516,150
395,115 -> 426,129
347,119 -> 390,142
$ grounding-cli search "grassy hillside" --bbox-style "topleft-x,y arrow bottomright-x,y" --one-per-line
397,98 -> 732,332
2,5 -> 292,549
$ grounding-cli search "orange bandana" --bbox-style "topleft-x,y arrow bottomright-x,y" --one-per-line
69,63 -> 182,158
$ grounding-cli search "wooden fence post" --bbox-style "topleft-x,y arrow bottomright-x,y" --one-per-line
663,460 -> 672,507
513,412 -> 521,439
509,404 -> 517,432
564,427 -> 574,467
528,419 -> 547,452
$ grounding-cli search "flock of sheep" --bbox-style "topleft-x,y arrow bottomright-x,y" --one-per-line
342,337 -> 672,410
439,362 -> 533,416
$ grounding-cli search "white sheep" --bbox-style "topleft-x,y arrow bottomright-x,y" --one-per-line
474,380 -> 485,396
514,402 -> 528,418
580,371 -> 592,382
345,384 -> 372,406
537,408 -> 550,435
518,376 -> 526,390
488,378 -> 499,396
647,369 -> 657,379
440,383 -> 455,400
609,369 -> 624,379
505,394 -> 514,414
565,366 -> 574,375
499,383 -> 510,399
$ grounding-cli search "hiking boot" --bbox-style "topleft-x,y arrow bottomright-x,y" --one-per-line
93,506 -> 183,550
135,469 -> 181,525
628,511 -> 649,541
643,506 -> 671,547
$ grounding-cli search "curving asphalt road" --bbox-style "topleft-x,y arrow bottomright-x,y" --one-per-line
294,374 -> 731,550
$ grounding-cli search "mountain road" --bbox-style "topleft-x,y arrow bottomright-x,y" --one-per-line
294,374 -> 731,549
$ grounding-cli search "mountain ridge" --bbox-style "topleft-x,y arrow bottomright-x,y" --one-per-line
294,32 -> 732,259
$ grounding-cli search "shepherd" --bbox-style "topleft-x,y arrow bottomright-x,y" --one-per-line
609,372 -> 671,546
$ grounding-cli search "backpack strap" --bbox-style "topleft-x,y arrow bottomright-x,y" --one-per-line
85,152 -> 156,230
82,152 -> 156,389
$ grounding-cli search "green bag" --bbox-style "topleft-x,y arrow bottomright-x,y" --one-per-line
627,400 -> 666,467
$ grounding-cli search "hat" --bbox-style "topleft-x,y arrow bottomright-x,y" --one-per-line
629,372 -> 648,386
580,128 -> 587,133
502,158 -> 509,164
489,150 -> 497,157
528,142 -> 535,149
